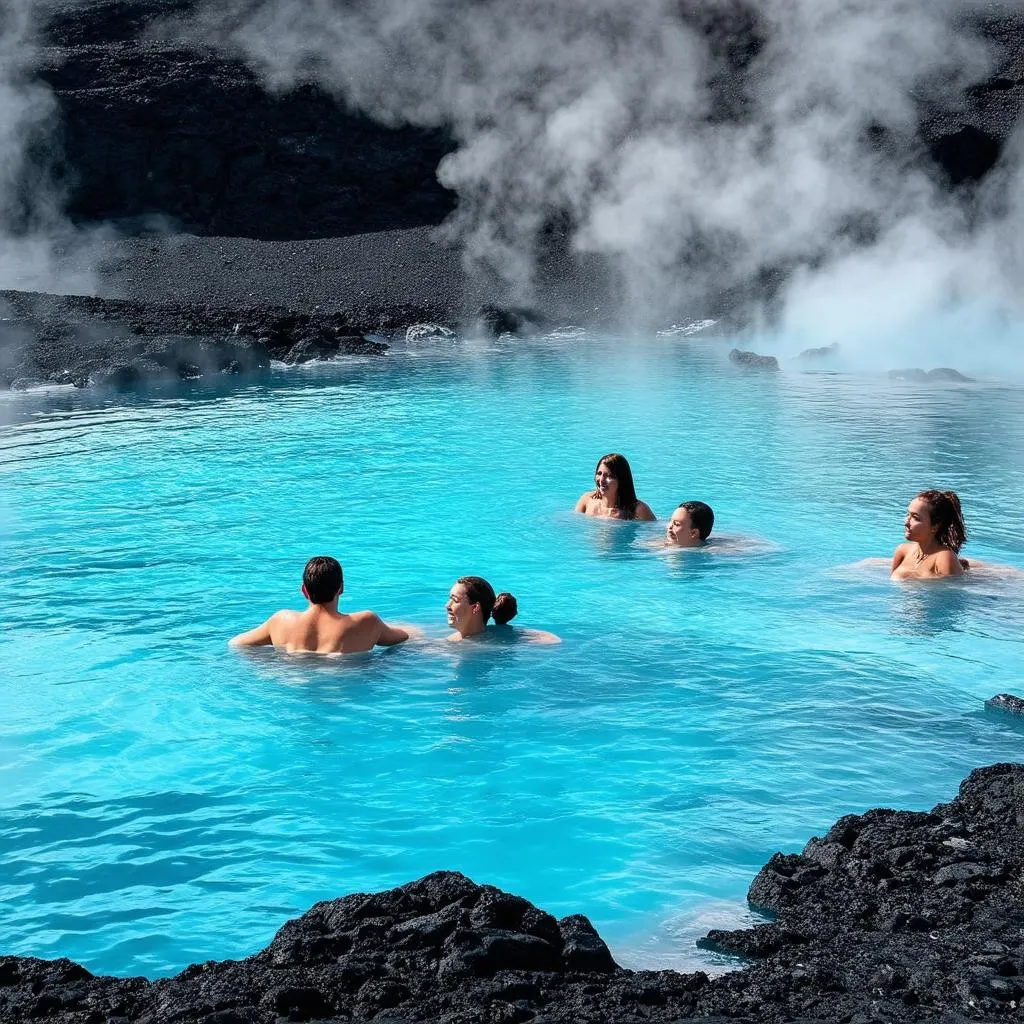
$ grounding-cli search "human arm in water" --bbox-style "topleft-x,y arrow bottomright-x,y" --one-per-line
228,609 -> 295,647
360,613 -> 418,647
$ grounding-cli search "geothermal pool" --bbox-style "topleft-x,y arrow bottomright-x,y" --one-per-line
2,333 -> 1023,978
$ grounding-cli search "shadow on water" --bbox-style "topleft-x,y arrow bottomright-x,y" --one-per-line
890,582 -> 973,637
584,519 -> 657,559
889,573 -> 1024,638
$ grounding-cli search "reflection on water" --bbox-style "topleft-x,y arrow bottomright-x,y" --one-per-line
890,581 -> 973,637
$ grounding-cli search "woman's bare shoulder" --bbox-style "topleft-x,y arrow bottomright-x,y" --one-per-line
634,500 -> 657,522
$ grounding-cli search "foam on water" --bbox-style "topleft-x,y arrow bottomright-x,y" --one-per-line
2,335 -> 1023,978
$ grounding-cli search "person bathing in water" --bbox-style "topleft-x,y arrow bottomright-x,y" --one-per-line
665,501 -> 715,547
575,453 -> 656,521
891,491 -> 968,579
446,576 -> 560,644
229,556 -> 415,653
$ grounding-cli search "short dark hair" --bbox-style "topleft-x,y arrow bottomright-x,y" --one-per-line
679,501 -> 714,540
303,556 -> 343,604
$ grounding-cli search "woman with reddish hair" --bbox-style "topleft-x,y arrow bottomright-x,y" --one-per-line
891,490 -> 968,579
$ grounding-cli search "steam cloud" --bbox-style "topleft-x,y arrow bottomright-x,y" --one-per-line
177,0 -> 1024,365
0,0 -> 97,296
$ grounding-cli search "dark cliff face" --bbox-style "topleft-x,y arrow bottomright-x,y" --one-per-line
34,0 -> 457,240
29,0 -> 1024,245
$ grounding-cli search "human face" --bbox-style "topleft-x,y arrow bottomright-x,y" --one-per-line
904,497 -> 936,545
666,507 -> 701,547
594,461 -> 619,504
446,583 -> 479,632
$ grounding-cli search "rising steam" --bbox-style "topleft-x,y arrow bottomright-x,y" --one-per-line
0,0 -> 97,295
175,0 -> 1024,364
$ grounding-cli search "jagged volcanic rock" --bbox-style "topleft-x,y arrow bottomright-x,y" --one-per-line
729,348 -> 780,370
0,289 -> 456,389
1,764 -> 1021,1022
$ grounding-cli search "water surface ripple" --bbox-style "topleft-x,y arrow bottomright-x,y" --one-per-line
2,337 -> 1023,976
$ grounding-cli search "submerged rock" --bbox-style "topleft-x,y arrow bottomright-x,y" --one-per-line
985,693 -> 1024,716
927,367 -> 975,382
474,305 -> 549,338
2,765 -> 1022,1022
729,348 -> 780,370
796,342 -> 840,360
889,367 -> 976,382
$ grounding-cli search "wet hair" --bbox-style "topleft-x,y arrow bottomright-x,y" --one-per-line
678,501 -> 715,540
915,490 -> 967,553
303,556 -> 343,604
457,576 -> 518,625
593,453 -> 640,519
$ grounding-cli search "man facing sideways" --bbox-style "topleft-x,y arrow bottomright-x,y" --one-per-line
229,556 -> 414,654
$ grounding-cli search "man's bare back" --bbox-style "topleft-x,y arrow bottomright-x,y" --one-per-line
237,606 -> 410,654
229,556 -> 412,655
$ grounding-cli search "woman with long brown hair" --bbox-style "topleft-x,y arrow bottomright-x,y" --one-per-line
574,453 -> 656,521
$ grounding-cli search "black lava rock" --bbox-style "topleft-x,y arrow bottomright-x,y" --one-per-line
0,289 -> 414,389
2,764 -> 1022,1023
985,693 -> 1024,716
729,348 -> 779,370
36,1 -> 456,241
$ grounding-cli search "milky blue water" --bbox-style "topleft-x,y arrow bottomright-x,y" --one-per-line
2,334 -> 1024,979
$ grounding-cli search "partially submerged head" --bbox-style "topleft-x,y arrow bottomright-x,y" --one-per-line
666,501 -> 714,547
302,555 -> 344,605
447,575 -> 518,636
593,453 -> 639,517
905,491 -> 967,553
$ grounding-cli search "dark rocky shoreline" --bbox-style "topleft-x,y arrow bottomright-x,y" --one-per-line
0,286 -> 456,390
2,763 -> 1022,1023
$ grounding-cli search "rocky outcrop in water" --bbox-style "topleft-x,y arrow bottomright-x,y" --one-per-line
0,290 -> 456,389
889,367 -> 976,383
986,693 -> 1024,717
1,763 -> 1021,1022
729,348 -> 779,370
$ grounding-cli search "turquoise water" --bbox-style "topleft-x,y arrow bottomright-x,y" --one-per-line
2,334 -> 1023,978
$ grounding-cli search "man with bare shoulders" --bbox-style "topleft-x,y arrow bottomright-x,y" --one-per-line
229,556 -> 414,654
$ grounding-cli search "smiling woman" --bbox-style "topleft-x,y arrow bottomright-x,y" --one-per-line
575,452 -> 656,521
445,576 -> 560,645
